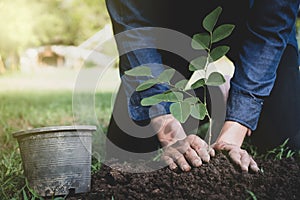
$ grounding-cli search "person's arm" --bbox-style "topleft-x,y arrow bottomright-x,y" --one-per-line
214,0 -> 299,172
226,0 -> 299,130
106,0 -> 172,121
106,0 -> 213,171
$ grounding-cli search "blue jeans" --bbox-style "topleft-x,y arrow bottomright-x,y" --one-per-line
250,45 -> 300,152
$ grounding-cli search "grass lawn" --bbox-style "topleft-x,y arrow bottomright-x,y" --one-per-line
1,68 -> 299,199
0,89 -> 114,199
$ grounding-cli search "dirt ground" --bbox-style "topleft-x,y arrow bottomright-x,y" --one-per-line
68,152 -> 300,200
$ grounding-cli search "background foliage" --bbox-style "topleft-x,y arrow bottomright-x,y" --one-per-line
0,0 -> 110,59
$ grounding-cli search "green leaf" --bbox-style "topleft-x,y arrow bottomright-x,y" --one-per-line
170,101 -> 191,123
22,190 -> 29,200
175,79 -> 188,90
157,68 -> 176,83
189,64 -> 198,72
191,33 -> 210,50
124,66 -> 152,76
141,94 -> 165,106
164,91 -> 184,102
141,92 -> 183,106
206,72 -> 225,86
203,6 -> 222,32
190,56 -> 207,70
212,24 -> 235,43
191,78 -> 206,89
210,45 -> 230,61
136,79 -> 159,91
184,97 -> 199,104
191,103 -> 207,120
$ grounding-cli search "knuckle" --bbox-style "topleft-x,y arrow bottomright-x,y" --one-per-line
187,134 -> 196,139
162,148 -> 172,156
163,157 -> 172,164
173,141 -> 190,153
184,147 -> 193,154
186,134 -> 197,143
174,153 -> 184,161
192,139 -> 208,151
176,140 -> 186,147
241,149 -> 247,155
228,150 -> 238,157
198,147 -> 207,153
198,138 -> 207,147
190,137 -> 200,146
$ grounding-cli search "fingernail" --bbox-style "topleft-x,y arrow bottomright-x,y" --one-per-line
209,149 -> 215,157
253,166 -> 260,173
182,164 -> 190,171
193,159 -> 202,166
170,165 -> 177,170
204,156 -> 210,163
241,165 -> 248,172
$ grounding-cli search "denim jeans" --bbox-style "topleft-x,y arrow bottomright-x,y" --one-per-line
250,45 -> 300,152
105,0 -> 300,154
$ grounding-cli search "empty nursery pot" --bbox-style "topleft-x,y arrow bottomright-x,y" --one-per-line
13,125 -> 97,197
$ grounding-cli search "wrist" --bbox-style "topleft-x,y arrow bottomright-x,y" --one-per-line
151,114 -> 186,146
215,121 -> 249,147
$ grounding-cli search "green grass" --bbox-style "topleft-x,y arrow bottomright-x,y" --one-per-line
0,91 -> 113,199
263,139 -> 298,160
1,90 -> 299,199
246,190 -> 257,200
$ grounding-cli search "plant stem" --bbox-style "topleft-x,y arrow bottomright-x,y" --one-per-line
207,115 -> 212,147
203,85 -> 207,106
203,83 -> 212,146
204,37 -> 213,147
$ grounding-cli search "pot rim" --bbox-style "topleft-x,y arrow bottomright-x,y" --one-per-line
12,125 -> 97,138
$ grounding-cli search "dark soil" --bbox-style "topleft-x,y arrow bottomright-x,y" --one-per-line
68,152 -> 300,200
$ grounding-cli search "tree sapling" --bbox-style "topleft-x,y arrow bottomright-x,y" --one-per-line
125,6 -> 235,147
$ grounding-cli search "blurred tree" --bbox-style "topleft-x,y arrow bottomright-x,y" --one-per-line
33,0 -> 110,46
0,55 -> 5,74
0,0 -> 109,69
0,0 -> 37,60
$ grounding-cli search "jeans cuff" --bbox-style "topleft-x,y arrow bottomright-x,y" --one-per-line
225,86 -> 264,131
129,102 -> 171,121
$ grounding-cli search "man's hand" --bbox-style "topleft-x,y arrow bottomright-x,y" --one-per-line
213,121 -> 259,172
151,114 -> 214,171
161,135 -> 215,171
213,142 -> 259,172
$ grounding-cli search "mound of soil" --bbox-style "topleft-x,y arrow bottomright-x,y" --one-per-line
69,152 -> 300,200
